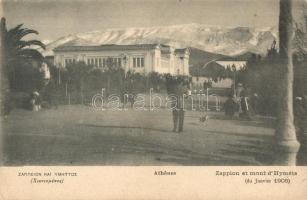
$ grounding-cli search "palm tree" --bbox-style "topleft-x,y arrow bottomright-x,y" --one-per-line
2,17 -> 45,64
274,0 -> 300,165
1,17 -> 46,88
0,17 -> 45,115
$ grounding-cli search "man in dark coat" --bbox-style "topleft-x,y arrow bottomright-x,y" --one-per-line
224,94 -> 238,118
166,75 -> 189,132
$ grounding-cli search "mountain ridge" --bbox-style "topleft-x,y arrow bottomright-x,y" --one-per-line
42,23 -> 277,57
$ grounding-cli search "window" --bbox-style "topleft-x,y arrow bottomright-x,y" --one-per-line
133,58 -> 137,68
113,58 -> 118,67
133,57 -> 145,68
138,58 -> 141,67
114,58 -> 122,67
65,58 -> 73,66
88,58 -> 93,65
103,58 -> 106,67
98,58 -> 102,67
95,58 -> 98,67
118,58 -> 122,67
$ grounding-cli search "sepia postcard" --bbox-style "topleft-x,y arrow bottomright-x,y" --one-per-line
0,0 -> 307,199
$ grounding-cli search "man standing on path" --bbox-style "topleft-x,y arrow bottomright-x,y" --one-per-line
166,75 -> 189,133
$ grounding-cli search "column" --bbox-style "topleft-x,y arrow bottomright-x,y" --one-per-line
274,0 -> 300,165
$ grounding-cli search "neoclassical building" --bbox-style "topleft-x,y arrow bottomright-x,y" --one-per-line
53,44 -> 190,76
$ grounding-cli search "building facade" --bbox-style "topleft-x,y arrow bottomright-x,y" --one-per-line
53,44 -> 190,76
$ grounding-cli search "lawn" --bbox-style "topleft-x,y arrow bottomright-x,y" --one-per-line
1,104 -> 301,166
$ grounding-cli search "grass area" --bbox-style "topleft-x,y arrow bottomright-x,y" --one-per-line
2,104 -> 304,166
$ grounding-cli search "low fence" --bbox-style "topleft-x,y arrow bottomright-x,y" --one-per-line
12,84 -> 225,112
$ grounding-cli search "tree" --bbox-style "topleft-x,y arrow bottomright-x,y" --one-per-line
0,17 -> 45,115
66,61 -> 93,104
0,18 -> 10,116
104,57 -> 125,96
274,0 -> 300,165
148,72 -> 161,91
1,17 -> 45,86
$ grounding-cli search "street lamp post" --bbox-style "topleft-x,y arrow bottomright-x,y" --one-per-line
58,65 -> 61,85
233,67 -> 236,97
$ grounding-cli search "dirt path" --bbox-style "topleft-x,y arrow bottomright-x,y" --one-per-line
2,105 -> 276,165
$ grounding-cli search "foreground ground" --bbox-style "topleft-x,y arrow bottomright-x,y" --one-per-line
1,105 -> 306,165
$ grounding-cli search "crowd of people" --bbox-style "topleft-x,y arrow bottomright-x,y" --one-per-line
223,83 -> 307,141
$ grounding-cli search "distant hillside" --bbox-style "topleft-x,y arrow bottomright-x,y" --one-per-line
189,47 -> 228,67
189,48 -> 256,77
189,47 -> 228,77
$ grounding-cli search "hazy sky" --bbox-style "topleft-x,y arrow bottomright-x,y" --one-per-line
2,0 -> 305,41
